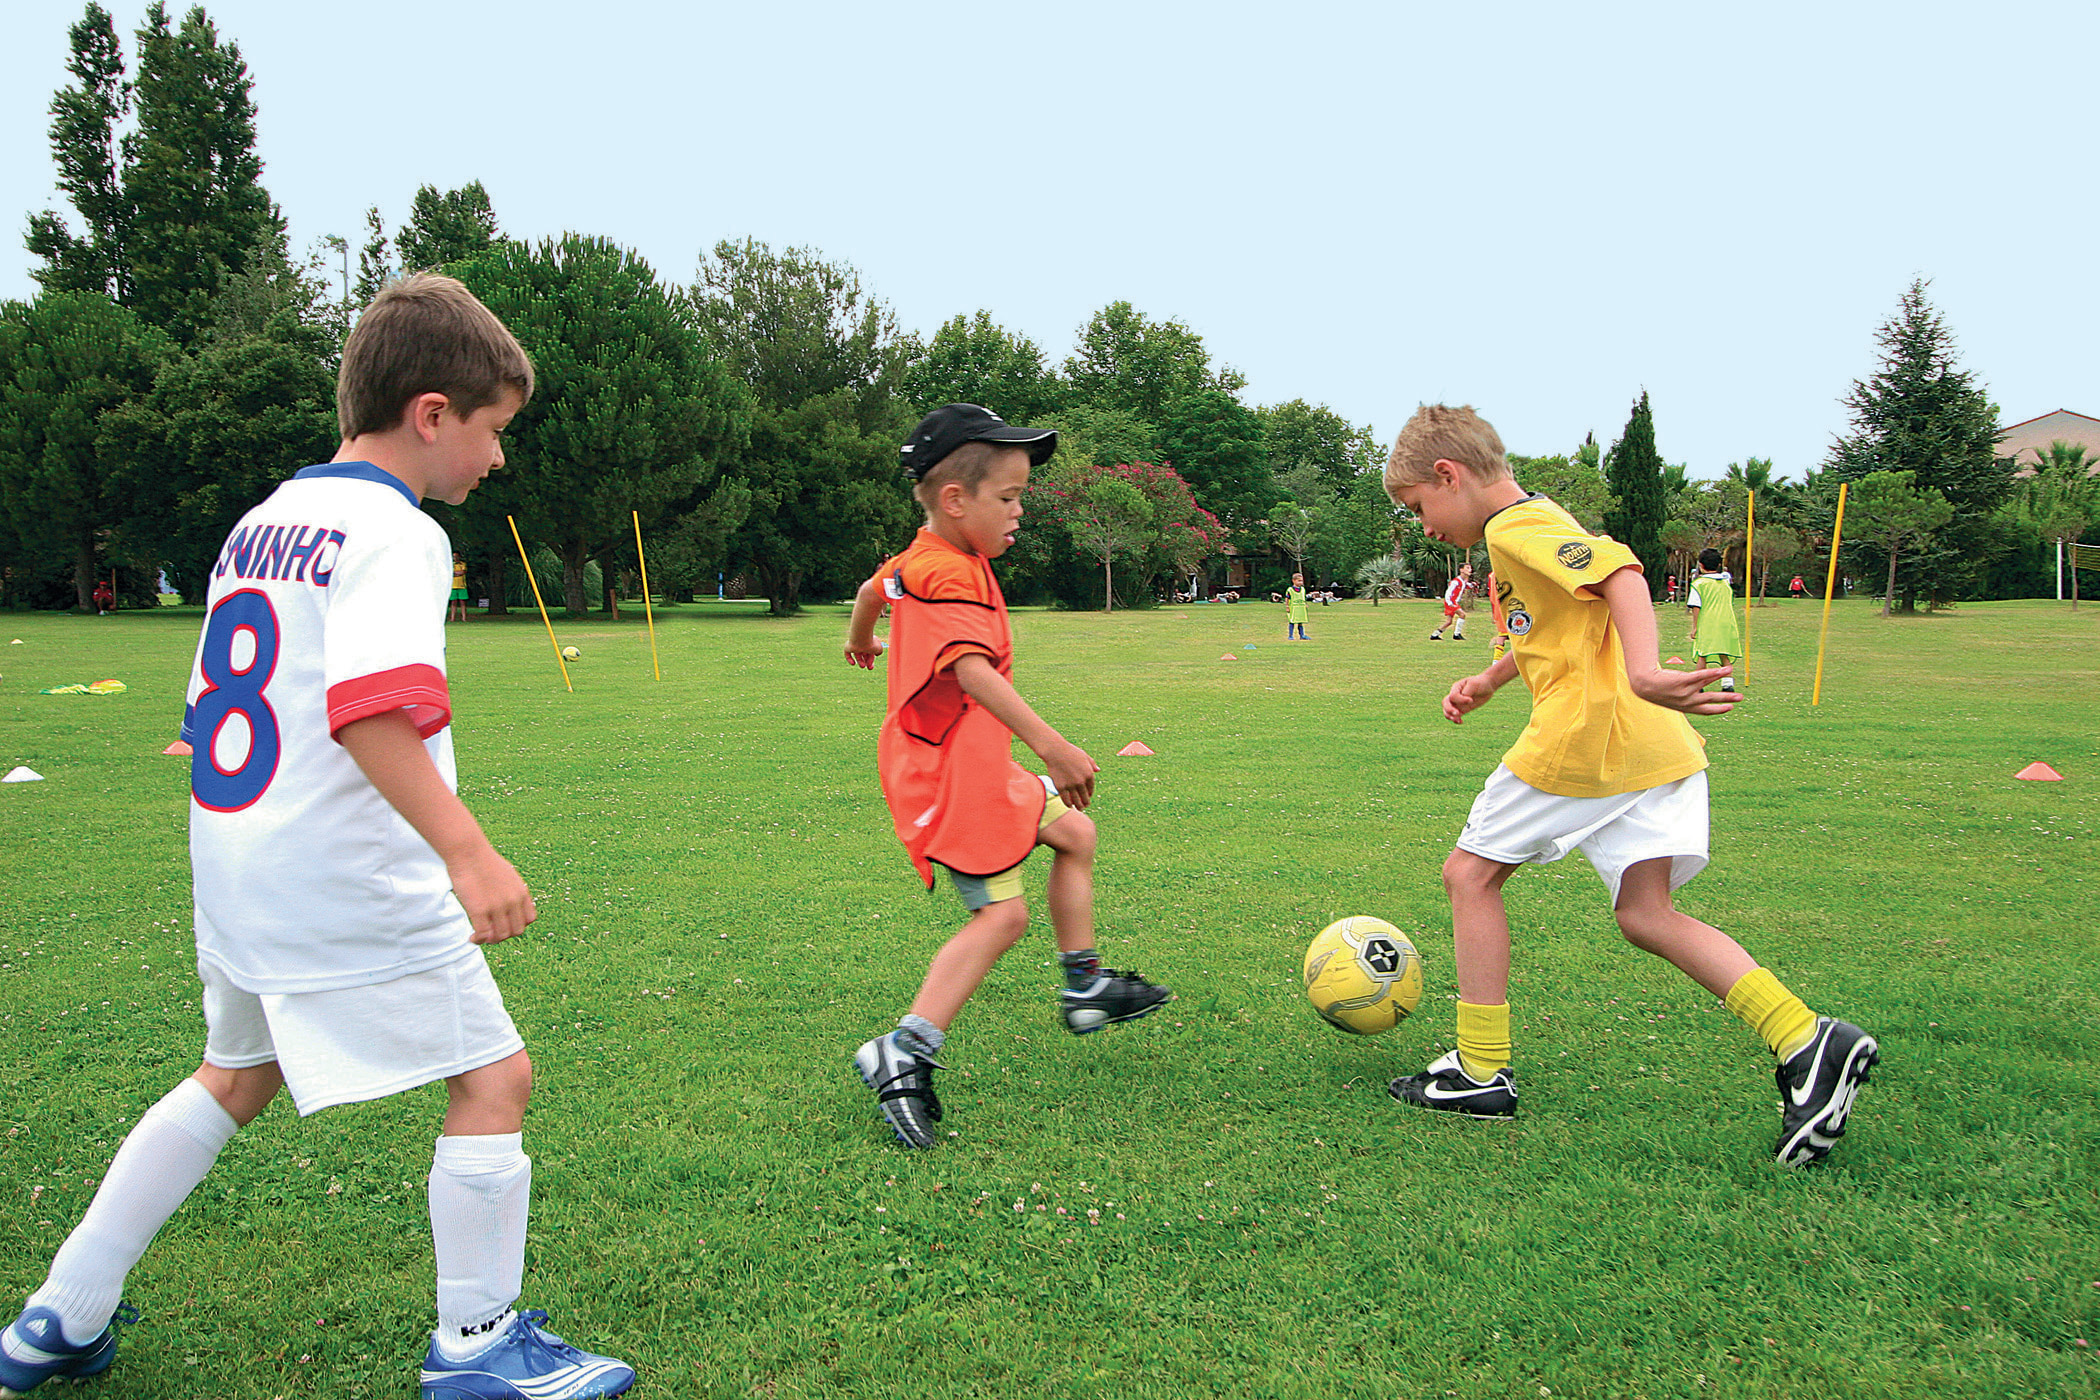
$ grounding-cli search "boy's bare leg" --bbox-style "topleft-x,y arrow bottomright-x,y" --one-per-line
193,1059 -> 286,1124
1442,848 -> 1520,1004
444,1048 -> 533,1135
1039,810 -> 1097,954
1611,858 -> 1755,998
907,899 -> 1030,1031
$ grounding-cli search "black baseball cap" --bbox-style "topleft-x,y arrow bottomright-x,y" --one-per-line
899,403 -> 1058,480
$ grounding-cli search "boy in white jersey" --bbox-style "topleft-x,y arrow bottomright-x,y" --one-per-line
0,276 -> 633,1400
1379,405 -> 1877,1166
1429,563 -> 1473,640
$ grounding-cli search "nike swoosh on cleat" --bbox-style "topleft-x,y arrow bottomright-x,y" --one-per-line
1420,1080 -> 1505,1102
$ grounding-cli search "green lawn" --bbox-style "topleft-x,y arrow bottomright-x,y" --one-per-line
1,594 -> 2095,1399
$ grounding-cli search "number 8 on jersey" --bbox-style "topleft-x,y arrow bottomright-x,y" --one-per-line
190,589 -> 282,812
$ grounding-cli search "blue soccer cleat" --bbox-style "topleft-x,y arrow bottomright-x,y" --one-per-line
0,1303 -> 137,1397
418,1310 -> 633,1400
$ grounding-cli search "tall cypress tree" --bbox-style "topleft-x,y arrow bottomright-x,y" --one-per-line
124,4 -> 283,343
25,3 -> 282,345
24,4 -> 130,302
1825,279 -> 2008,611
1603,391 -> 1668,598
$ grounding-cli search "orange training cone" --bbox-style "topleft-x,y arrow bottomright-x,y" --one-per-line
1666,656 -> 1685,665
163,740 -> 193,756
1220,653 -> 1236,661
1117,741 -> 1155,757
2014,761 -> 2063,781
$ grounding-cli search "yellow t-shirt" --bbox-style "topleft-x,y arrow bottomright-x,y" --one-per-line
1485,496 -> 1706,798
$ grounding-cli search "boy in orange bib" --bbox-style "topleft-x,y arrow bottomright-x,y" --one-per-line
843,405 -> 1171,1149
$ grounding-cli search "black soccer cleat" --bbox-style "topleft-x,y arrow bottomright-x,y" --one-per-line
1388,1049 -> 1517,1118
854,1034 -> 944,1149
1062,968 -> 1172,1034
1774,1017 -> 1878,1166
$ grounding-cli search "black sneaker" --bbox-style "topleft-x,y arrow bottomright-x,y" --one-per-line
1774,1017 -> 1878,1166
1062,968 -> 1172,1034
854,1034 -> 943,1149
1428,632 -> 1442,640
1388,1049 -> 1517,1118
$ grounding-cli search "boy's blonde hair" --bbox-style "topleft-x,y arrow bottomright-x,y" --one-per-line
1385,404 -> 1513,492
912,441 -> 1025,513
337,273 -> 534,439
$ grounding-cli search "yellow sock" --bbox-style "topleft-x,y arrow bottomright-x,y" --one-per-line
1456,1001 -> 1512,1081
1723,967 -> 1818,1060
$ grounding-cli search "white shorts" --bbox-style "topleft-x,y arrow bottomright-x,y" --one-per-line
201,949 -> 524,1116
1456,765 -> 1709,903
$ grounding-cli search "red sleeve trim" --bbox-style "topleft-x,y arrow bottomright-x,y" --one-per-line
327,663 -> 452,741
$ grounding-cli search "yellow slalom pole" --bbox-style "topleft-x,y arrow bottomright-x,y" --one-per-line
632,510 -> 661,681
1741,491 -> 1754,687
1811,483 -> 1848,707
508,515 -> 572,693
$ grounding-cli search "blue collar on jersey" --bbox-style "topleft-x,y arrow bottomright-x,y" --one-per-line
292,461 -> 420,508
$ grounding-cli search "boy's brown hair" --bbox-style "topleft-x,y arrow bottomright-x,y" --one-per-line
911,441 -> 1025,513
337,273 -> 534,439
1385,404 -> 1513,493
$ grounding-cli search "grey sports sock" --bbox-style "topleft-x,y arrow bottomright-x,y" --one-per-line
894,1014 -> 945,1059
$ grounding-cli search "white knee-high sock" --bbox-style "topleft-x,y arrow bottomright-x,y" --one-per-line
29,1078 -> 237,1345
429,1134 -> 529,1343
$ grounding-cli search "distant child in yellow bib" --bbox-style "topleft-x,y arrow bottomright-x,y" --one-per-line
1379,404 -> 1878,1166
1285,573 -> 1310,640
1686,549 -> 1740,691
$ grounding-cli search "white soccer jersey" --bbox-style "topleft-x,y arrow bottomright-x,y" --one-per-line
181,462 -> 470,994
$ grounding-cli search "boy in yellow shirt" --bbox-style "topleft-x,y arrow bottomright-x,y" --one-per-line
1380,405 -> 1877,1165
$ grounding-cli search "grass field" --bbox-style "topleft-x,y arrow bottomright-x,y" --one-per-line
2,593 -> 2096,1399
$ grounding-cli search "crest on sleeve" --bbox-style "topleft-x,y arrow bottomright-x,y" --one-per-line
1556,541 -> 1593,571
1507,609 -> 1533,636
883,572 -> 905,600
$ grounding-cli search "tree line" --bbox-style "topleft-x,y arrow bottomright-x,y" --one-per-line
4,6 -> 2089,618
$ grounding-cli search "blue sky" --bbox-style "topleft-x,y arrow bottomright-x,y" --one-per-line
4,0 -> 2092,479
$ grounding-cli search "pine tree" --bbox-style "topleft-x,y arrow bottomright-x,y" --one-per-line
354,205 -> 392,304
1603,391 -> 1668,598
689,238 -> 914,615
1825,279 -> 2008,611
0,292 -> 172,609
396,182 -> 500,271
451,235 -> 750,616
24,4 -> 130,301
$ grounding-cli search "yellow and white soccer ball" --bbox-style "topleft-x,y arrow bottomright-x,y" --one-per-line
561,645 -> 581,661
1303,916 -> 1422,1035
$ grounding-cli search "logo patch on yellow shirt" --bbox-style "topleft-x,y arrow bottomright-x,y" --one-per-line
1556,541 -> 1593,571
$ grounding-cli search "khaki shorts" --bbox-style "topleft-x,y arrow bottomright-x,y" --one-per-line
948,776 -> 1070,910
201,949 -> 524,1116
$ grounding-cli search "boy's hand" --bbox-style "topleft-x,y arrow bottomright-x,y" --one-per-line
1632,665 -> 1744,715
844,636 -> 886,669
1044,739 -> 1099,812
448,846 -> 537,944
1443,672 -> 1498,724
